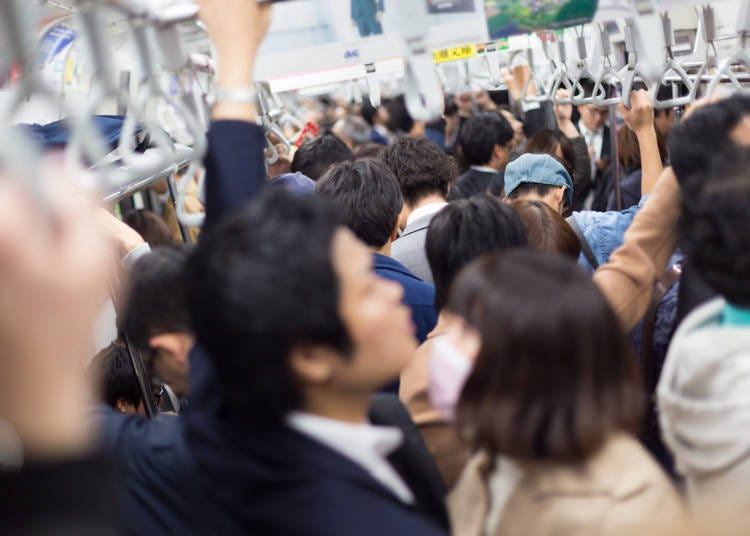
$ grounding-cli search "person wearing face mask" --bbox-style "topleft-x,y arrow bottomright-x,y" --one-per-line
443,250 -> 685,536
399,195 -> 527,490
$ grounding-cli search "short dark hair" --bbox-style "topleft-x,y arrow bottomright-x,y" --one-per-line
682,146 -> 750,307
121,245 -> 192,352
291,134 -> 354,181
524,129 -> 575,178
90,342 -> 142,409
425,195 -> 527,310
510,200 -> 581,260
353,143 -> 387,160
315,158 -> 403,248
669,94 -> 750,195
361,100 -> 378,126
458,112 -> 514,167
123,209 -> 173,248
186,189 -> 351,427
453,250 -> 643,462
386,95 -> 414,134
506,182 -> 558,202
379,137 -> 457,207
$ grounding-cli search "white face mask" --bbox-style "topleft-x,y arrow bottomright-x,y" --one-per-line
428,338 -> 473,422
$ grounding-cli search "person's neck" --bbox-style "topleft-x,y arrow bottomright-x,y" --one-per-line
301,390 -> 371,424
373,242 -> 391,257
402,194 -> 446,222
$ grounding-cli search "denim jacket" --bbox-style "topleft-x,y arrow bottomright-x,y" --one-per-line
572,196 -> 649,273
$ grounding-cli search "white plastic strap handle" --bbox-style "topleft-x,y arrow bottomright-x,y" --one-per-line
485,43 -> 502,87
365,63 -> 381,108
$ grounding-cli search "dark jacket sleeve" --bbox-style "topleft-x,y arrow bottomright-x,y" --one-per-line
203,121 -> 267,231
570,134 -> 592,207
0,454 -> 120,535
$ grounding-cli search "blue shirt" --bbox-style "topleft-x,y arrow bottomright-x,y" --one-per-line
373,253 -> 438,345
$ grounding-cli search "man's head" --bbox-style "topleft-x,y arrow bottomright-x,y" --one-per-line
669,94 -> 750,197
186,190 -> 416,427
121,245 -> 193,396
315,159 -> 403,251
578,103 -> 609,132
90,342 -> 145,415
291,134 -> 354,182
426,194 -> 527,311
457,112 -> 514,171
379,136 -> 456,211
386,95 -> 425,138
682,146 -> 750,307
503,153 -> 574,215
332,116 -> 372,149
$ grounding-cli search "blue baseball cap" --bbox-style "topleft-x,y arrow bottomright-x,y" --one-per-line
503,153 -> 573,208
269,172 -> 315,195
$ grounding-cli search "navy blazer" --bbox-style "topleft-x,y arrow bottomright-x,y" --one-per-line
448,168 -> 503,200
373,253 -> 438,345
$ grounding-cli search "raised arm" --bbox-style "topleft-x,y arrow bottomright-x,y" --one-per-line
617,89 -> 663,197
593,166 -> 681,330
197,0 -> 271,230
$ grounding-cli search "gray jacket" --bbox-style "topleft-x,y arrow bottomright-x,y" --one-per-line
392,213 -> 436,284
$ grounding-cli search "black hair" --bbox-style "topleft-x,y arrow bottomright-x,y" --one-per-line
681,146 -> 750,306
457,112 -> 514,167
315,158 -> 403,248
90,342 -> 142,410
425,194 -> 527,310
291,134 -> 354,182
507,182 -> 562,205
669,94 -> 750,197
379,136 -> 457,207
121,245 -> 192,353
361,100 -> 378,126
186,189 -> 352,427
386,95 -> 415,135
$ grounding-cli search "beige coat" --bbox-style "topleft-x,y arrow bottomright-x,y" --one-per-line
399,314 -> 469,491
449,434 -> 685,536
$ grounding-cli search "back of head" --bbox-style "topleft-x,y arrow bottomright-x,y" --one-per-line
682,146 -> 750,307
353,143 -> 387,160
121,245 -> 192,352
90,342 -> 142,411
510,199 -> 581,260
186,189 -> 350,427
361,100 -> 378,126
425,194 -> 527,310
669,95 -> 750,195
452,250 -> 642,462
524,129 -> 575,177
315,158 -> 403,248
123,209 -> 173,248
291,134 -> 354,181
617,124 -> 668,170
333,116 -> 372,147
458,112 -> 514,167
379,136 -> 457,207
386,95 -> 415,135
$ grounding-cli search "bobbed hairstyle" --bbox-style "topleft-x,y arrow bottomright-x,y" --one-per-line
453,250 -> 643,463
425,194 -> 527,311
509,199 -> 581,260
524,129 -> 575,178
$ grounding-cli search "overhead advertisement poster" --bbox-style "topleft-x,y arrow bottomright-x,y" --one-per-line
485,0 -> 599,40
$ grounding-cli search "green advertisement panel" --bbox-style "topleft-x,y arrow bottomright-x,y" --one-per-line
485,0 -> 599,40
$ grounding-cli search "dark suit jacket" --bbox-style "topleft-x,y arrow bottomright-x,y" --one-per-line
448,168 -> 503,200
373,253 -> 438,345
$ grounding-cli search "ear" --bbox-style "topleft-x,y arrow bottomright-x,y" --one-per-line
149,333 -> 192,366
115,398 -> 133,414
397,205 -> 409,231
553,187 -> 566,213
492,143 -> 509,164
390,221 -> 400,243
289,345 -> 336,385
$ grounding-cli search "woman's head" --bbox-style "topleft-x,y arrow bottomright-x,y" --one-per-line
524,129 -> 575,178
510,199 -> 581,260
451,250 -> 642,463
426,195 -> 527,311
617,124 -> 668,170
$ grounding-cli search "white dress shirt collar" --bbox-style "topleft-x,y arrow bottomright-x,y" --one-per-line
406,202 -> 448,228
470,165 -> 498,174
286,411 -> 415,504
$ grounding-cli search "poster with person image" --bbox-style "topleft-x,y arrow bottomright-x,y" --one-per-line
485,0 -> 599,40
255,0 -> 487,82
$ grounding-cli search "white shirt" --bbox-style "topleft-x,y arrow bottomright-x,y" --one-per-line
286,411 -> 415,504
406,202 -> 448,228
470,165 -> 499,174
578,120 -> 604,178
